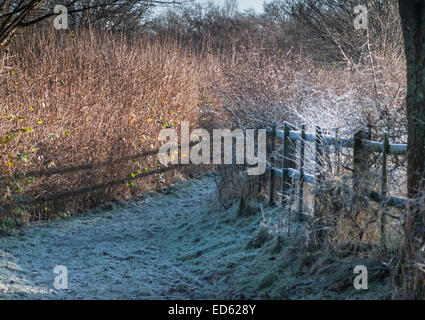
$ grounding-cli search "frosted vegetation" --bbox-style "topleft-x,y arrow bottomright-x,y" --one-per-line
0,0 -> 422,299
0,174 -> 390,299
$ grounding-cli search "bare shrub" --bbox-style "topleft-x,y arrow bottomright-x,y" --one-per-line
214,1 -> 408,253
0,26 -> 217,223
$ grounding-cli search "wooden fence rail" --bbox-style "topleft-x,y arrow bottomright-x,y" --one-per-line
265,121 -> 408,219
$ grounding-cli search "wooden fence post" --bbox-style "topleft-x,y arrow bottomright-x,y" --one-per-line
281,122 -> 296,207
335,128 -> 340,175
352,129 -> 371,240
269,122 -> 276,205
314,126 -> 324,217
255,126 -> 263,195
298,124 -> 306,216
381,131 -> 389,199
380,130 -> 389,248
280,123 -> 286,206
353,129 -> 368,190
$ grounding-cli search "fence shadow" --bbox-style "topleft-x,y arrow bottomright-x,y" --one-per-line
2,142 -> 204,220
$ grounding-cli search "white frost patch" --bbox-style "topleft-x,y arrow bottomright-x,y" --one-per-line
0,173 -> 388,300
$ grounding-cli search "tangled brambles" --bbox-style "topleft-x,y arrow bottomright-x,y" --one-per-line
403,192 -> 425,298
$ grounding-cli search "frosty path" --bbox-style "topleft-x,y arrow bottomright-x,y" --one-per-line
0,174 -> 271,299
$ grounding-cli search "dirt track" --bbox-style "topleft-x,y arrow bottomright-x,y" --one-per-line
0,173 -> 389,300
0,174 -> 280,299
0,175 -> 225,299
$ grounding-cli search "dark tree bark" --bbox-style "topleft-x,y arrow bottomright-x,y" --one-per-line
400,0 -> 425,198
399,0 -> 425,299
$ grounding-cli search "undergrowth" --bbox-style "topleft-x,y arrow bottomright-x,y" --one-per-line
0,26 -> 217,225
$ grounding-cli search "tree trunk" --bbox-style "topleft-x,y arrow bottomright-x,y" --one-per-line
399,0 -> 425,299
400,0 -> 425,197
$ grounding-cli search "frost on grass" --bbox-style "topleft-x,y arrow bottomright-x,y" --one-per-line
0,250 -> 53,298
0,174 -> 392,300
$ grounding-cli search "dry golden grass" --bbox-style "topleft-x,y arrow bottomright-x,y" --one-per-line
0,24 -> 409,245
0,27 -> 219,224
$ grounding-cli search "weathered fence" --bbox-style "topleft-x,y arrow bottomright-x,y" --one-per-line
265,121 -> 408,220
